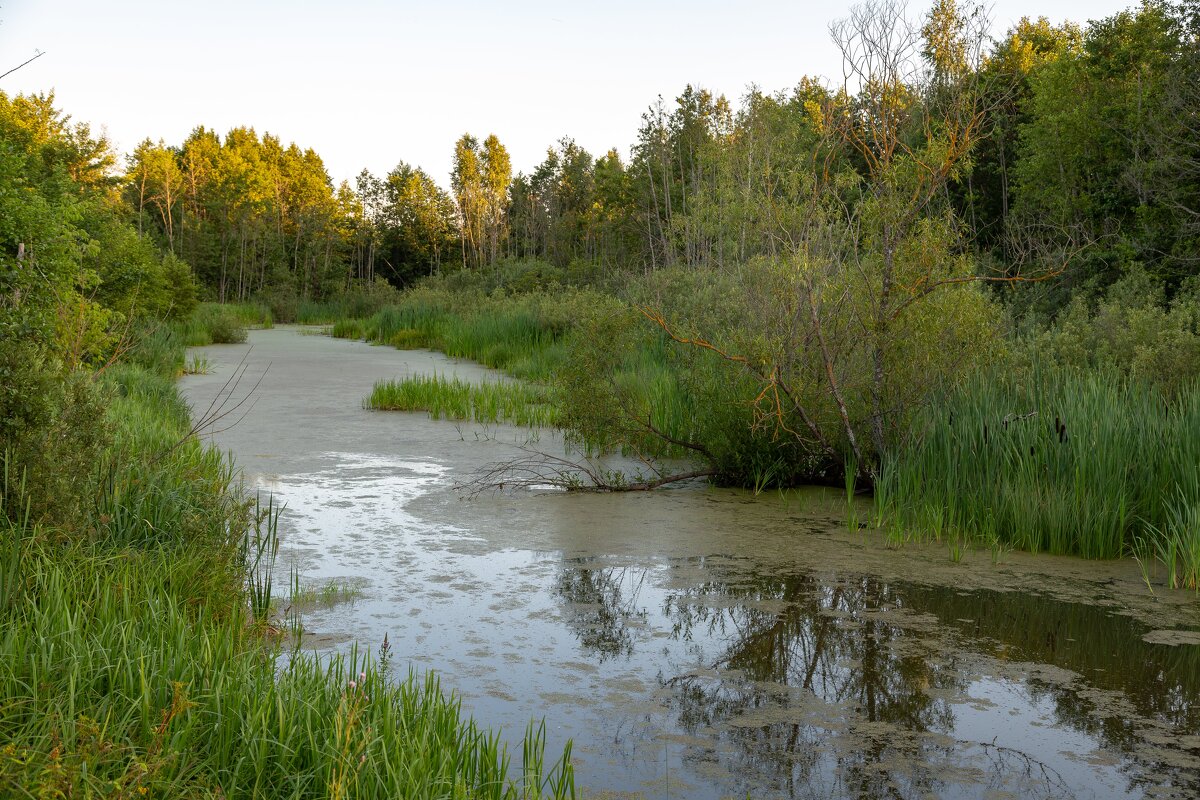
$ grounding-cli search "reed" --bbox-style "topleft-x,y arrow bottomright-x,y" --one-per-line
287,570 -> 365,610
328,289 -> 584,383
0,545 -> 574,798
367,374 -> 559,429
877,366 -> 1200,573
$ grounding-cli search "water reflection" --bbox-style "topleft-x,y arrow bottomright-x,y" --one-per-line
554,565 -> 649,662
555,557 -> 1200,799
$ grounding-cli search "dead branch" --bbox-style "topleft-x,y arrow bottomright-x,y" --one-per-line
0,51 -> 45,82
454,445 -> 715,497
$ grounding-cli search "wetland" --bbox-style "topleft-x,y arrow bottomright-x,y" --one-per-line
183,328 -> 1200,800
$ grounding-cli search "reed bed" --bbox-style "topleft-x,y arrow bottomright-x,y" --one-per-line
877,368 -> 1200,584
0,544 -> 574,798
368,374 -> 559,429
0,331 -> 575,798
329,290 -> 589,383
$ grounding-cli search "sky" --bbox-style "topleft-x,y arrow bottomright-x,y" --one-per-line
0,0 -> 1137,189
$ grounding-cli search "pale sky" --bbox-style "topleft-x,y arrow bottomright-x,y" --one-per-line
0,0 -> 1136,189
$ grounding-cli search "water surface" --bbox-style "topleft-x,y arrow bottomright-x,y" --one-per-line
182,327 -> 1200,800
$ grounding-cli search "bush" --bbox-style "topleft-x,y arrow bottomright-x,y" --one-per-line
186,304 -> 249,345
1022,267 -> 1200,395
0,346 -> 110,531
264,286 -> 301,323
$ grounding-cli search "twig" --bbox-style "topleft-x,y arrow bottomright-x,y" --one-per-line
0,51 -> 45,81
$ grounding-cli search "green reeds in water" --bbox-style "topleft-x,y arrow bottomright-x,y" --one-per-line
367,374 -> 559,429
245,496 -> 281,622
878,367 -> 1200,578
287,568 -> 364,610
329,293 -> 570,383
180,302 -> 273,347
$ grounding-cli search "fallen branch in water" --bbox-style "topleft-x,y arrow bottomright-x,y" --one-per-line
454,445 -> 715,497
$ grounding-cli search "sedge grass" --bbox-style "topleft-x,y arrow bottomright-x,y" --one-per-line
0,545 -> 574,798
367,374 -> 559,429
286,571 -> 366,610
878,367 -> 1200,578
328,290 -> 580,383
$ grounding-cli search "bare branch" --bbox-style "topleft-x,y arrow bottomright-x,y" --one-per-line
453,444 -> 715,497
0,50 -> 45,82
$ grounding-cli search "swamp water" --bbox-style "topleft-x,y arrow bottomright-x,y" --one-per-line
181,327 -> 1200,800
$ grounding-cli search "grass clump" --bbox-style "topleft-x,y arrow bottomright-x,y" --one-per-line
877,367 -> 1200,573
286,570 -> 366,611
329,287 -> 602,383
368,374 -> 559,429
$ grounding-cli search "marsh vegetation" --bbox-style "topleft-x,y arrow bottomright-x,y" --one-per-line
5,0 -> 1200,796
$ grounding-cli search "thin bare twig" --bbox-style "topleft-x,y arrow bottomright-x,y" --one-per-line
0,51 -> 45,81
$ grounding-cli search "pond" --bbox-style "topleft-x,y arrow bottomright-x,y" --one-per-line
181,326 -> 1200,800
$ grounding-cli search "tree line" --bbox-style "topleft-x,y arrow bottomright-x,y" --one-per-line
103,0 -> 1198,314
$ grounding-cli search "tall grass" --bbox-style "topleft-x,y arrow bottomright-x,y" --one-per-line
878,367 -> 1200,576
180,302 -> 273,347
0,323 -> 575,797
0,543 -> 574,798
329,289 -> 586,382
368,375 -> 559,428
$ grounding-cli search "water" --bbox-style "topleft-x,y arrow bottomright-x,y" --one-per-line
181,327 -> 1200,800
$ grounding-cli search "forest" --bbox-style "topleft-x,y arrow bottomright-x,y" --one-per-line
1,0 -> 1199,796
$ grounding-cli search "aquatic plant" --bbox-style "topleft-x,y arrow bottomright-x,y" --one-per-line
287,570 -> 365,610
245,496 -> 281,622
182,354 -> 211,374
877,366 -> 1200,571
367,374 -> 559,429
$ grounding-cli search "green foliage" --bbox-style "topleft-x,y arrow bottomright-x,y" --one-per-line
0,545 -> 574,799
1010,2 -> 1189,304
180,303 -> 273,346
329,283 -> 604,383
0,360 -> 109,532
878,367 -> 1200,563
124,320 -> 187,377
368,375 -> 558,428
266,280 -> 404,325
1018,268 -> 1200,395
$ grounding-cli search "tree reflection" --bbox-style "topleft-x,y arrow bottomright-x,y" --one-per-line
553,560 -> 648,662
552,555 -> 1200,799
662,571 -> 967,798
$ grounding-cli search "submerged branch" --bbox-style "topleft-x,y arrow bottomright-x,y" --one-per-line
454,445 -> 714,497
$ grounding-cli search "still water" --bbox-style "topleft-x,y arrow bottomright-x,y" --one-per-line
181,327 -> 1200,800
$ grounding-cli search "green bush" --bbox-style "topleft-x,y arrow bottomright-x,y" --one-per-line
186,304 -> 249,345
0,343 -> 110,531
1021,268 -> 1200,395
